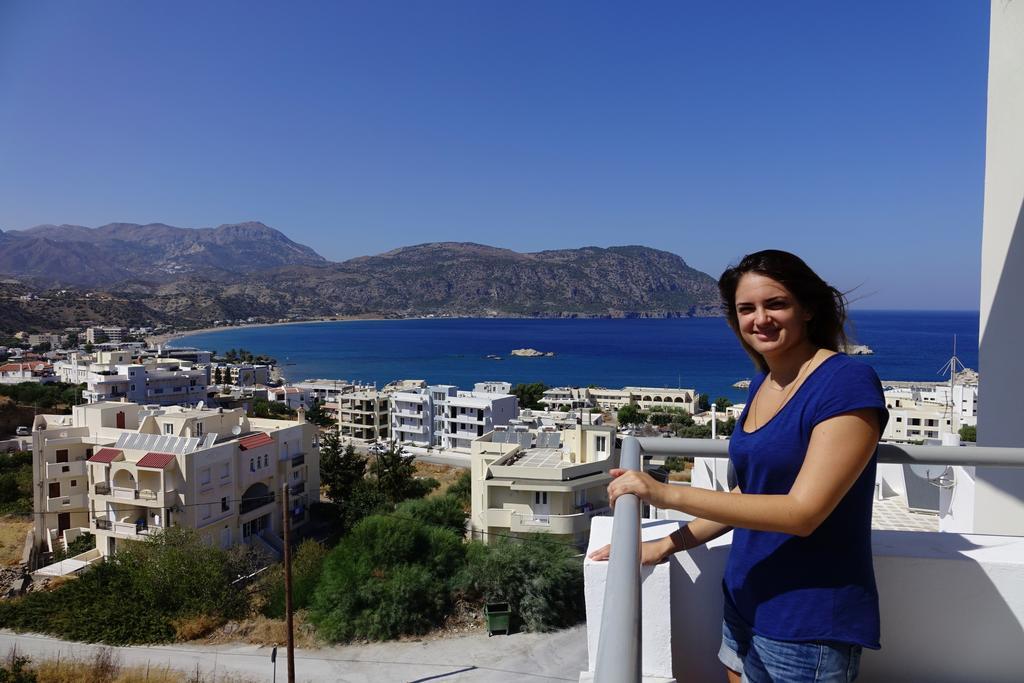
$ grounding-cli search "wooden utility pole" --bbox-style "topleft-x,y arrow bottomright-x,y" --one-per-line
282,483 -> 295,683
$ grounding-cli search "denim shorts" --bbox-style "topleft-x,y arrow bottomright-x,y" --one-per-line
718,599 -> 862,682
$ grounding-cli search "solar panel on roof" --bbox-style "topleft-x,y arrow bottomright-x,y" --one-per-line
492,431 -> 508,444
517,432 -> 532,449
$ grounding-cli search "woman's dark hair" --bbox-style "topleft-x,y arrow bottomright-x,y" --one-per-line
718,250 -> 849,373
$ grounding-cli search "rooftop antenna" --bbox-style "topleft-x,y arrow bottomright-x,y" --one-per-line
937,334 -> 966,427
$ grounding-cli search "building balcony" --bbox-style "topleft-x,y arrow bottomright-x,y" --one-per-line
45,493 -> 87,512
45,460 -> 87,478
582,437 -> 1024,682
395,409 -> 425,418
291,453 -> 305,467
395,423 -> 427,434
510,507 -> 610,535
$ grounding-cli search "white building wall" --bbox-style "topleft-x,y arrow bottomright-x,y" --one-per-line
974,0 -> 1024,535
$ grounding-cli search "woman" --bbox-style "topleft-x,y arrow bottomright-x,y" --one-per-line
589,250 -> 887,682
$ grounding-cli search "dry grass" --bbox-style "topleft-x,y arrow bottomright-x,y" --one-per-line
0,517 -> 31,566
415,462 -> 466,496
15,646 -> 260,683
201,611 -> 322,649
667,459 -> 693,483
172,614 -> 225,641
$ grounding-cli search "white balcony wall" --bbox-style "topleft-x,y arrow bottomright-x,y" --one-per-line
583,517 -> 1024,682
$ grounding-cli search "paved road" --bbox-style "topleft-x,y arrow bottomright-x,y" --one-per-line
0,626 -> 588,682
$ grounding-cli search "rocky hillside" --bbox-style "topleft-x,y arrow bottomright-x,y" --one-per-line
0,221 -> 325,285
0,227 -> 724,332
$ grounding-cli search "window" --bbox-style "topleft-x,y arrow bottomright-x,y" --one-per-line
70,479 -> 78,487
263,454 -> 269,467
195,422 -> 204,437
534,491 -> 548,505
250,458 -> 255,472
595,436 -> 608,453
220,462 -> 230,479
202,504 -> 211,520
221,496 -> 229,512
200,467 -> 211,485
293,470 -> 300,480
164,423 -> 174,435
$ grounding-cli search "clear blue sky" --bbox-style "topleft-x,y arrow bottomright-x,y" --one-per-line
0,1 -> 989,309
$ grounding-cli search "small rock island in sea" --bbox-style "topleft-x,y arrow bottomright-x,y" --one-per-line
510,348 -> 556,357
843,344 -> 874,355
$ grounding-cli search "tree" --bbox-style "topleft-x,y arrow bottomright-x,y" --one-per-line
714,397 -> 733,412
373,444 -> 437,506
617,402 -> 643,426
959,424 -> 977,443
83,342 -> 94,354
305,401 -> 334,428
511,382 -> 549,410
319,433 -> 367,508
696,393 -> 710,412
213,367 -> 223,385
648,412 -> 673,427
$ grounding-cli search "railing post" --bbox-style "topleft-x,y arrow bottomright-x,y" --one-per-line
594,436 -> 643,683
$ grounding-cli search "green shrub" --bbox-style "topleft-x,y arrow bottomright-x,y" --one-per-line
446,471 -> 471,507
262,539 -> 328,619
309,513 -> 465,641
395,495 -> 466,532
0,451 -> 33,516
458,536 -> 584,632
0,527 -> 250,644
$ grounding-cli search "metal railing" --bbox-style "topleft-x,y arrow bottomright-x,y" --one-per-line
593,436 -> 1024,683
594,437 -> 642,683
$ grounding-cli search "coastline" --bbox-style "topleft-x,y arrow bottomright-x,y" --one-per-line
148,316 -> 392,348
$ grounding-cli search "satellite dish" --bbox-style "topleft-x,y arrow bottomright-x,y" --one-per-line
231,425 -> 242,436
196,401 -> 205,410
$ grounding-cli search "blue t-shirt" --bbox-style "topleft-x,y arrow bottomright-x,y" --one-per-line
723,353 -> 889,649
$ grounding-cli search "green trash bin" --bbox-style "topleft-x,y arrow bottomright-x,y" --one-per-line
484,602 -> 511,636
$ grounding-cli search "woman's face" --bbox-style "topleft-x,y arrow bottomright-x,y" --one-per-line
733,273 -> 813,361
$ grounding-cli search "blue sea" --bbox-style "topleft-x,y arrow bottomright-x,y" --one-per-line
172,311 -> 979,403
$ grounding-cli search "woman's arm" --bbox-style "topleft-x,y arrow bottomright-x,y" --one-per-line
608,408 -> 881,538
588,500 -> 736,564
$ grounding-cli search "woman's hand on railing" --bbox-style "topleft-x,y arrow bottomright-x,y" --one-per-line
587,535 -> 674,565
607,468 -> 667,509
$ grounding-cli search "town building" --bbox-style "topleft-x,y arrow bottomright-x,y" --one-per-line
881,382 -> 978,443
291,379 -> 363,403
59,350 -> 210,406
540,385 -> 698,412
28,334 -> 64,349
215,363 -> 271,387
391,384 -> 519,452
469,422 -> 617,546
0,361 -> 56,385
269,386 -> 313,410
336,389 -> 390,441
85,326 -> 125,344
30,401 -> 318,562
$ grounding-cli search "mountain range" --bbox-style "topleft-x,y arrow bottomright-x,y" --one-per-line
0,222 -> 723,331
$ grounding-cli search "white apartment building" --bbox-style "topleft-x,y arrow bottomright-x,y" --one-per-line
881,383 -> 978,443
541,385 -> 698,412
31,401 -> 318,561
0,362 -> 56,385
390,384 -> 519,452
469,422 -> 617,546
269,386 -> 312,410
291,379 -> 365,403
59,350 -> 210,406
337,389 -> 389,441
441,390 -> 519,451
391,388 -> 434,447
214,363 -> 271,387
85,326 -> 125,344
